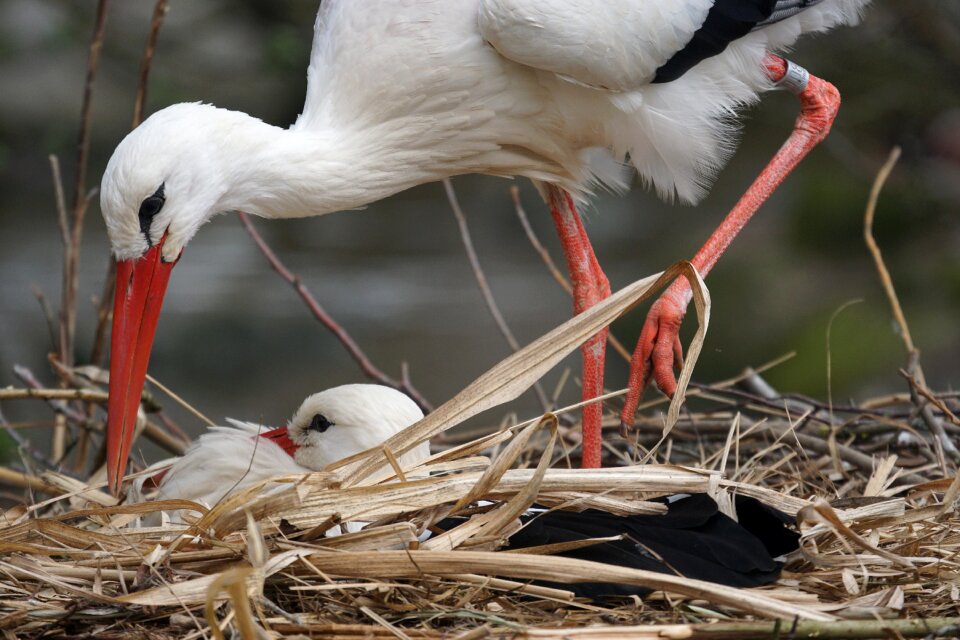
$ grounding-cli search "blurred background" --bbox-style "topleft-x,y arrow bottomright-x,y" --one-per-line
0,1 -> 958,457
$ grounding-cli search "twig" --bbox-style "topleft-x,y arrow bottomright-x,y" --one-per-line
31,286 -> 59,353
144,373 -> 215,427
64,0 -> 110,370
0,467 -> 64,496
88,262 -> 115,368
238,212 -> 432,413
511,186 -> 571,295
445,179 -> 550,412
0,407 -> 59,473
0,388 -> 109,403
510,186 -> 632,362
132,0 -> 169,128
905,353 -> 958,468
13,366 -> 88,425
899,370 -> 960,428
49,156 -> 69,251
7,371 -> 186,458
71,0 -> 109,222
863,147 -> 910,352
862,147 -> 958,465
49,155 -> 71,463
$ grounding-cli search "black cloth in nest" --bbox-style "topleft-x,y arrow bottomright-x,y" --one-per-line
440,493 -> 799,601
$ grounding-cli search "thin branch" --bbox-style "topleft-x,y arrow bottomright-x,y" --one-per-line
863,147 -> 911,352
10,365 -> 188,459
0,388 -> 109,403
862,147 -> 958,466
49,155 -> 69,250
0,406 -> 59,473
511,186 -> 571,295
71,0 -> 109,219
445,179 -> 550,412
50,154 -> 72,465
145,372 -> 215,427
238,212 -> 433,413
510,186 -> 633,362
899,370 -> 960,428
905,352 -> 959,467
89,261 -> 115,367
63,0 -> 110,371
31,286 -> 59,353
132,0 -> 169,128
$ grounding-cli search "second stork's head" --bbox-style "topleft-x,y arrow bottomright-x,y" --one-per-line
284,384 -> 426,471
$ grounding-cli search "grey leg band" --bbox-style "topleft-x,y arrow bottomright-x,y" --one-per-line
775,60 -> 810,95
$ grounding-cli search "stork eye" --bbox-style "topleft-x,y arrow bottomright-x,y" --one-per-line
138,183 -> 166,246
308,413 -> 334,433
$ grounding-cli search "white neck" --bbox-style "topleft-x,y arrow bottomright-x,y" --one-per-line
212,116 -> 454,220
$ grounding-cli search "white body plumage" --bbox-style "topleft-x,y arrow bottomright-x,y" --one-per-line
100,0 -> 868,263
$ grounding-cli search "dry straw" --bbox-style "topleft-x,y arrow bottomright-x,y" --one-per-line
1,250 -> 958,636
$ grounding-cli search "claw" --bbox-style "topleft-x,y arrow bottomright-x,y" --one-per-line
620,292 -> 688,431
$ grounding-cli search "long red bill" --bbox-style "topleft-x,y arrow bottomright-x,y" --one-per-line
106,237 -> 178,495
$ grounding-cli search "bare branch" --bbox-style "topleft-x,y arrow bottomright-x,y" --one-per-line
238,212 -> 433,413
63,0 -> 110,373
863,147 -> 910,352
445,179 -> 550,412
71,0 -> 109,218
31,286 -> 59,353
862,147 -> 958,466
132,0 -> 170,128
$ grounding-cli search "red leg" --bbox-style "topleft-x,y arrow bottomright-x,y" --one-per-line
620,54 -> 842,429
545,184 -> 611,468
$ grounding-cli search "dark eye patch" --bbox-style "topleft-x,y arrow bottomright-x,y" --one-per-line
308,413 -> 334,433
139,183 -> 166,246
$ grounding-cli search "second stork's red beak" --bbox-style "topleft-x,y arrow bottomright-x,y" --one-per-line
106,237 -> 178,495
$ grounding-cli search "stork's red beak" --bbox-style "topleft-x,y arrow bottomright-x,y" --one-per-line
106,237 -> 179,495
259,426 -> 299,456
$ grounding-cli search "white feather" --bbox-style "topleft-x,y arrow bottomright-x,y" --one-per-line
100,0 -> 870,260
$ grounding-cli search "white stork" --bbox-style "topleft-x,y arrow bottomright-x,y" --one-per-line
130,383 -> 429,517
100,0 -> 870,493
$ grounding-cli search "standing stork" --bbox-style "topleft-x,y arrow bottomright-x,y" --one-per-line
101,0 -> 869,493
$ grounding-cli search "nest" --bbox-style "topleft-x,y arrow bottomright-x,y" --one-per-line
1,262 -> 958,639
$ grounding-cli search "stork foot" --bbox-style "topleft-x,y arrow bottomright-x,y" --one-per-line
620,289 -> 686,433
620,54 -> 840,434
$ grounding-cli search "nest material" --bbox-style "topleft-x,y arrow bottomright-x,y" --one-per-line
2,378 -> 959,639
1,262 -> 959,638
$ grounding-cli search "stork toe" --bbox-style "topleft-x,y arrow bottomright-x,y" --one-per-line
620,295 -> 687,433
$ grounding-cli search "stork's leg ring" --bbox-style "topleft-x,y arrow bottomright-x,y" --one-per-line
545,185 -> 610,469
619,54 -> 842,431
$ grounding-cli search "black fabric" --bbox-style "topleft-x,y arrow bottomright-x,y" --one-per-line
439,494 -> 799,601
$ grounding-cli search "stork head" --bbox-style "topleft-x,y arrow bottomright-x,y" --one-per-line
101,103 -> 235,262
100,103 -> 239,494
285,384 -> 425,471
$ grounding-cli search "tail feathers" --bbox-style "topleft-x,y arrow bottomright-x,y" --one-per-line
757,0 -> 826,28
